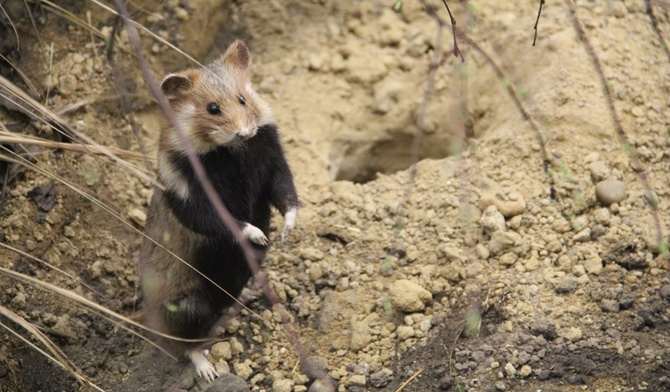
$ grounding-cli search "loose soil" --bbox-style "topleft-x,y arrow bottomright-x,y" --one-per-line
0,1 -> 669,392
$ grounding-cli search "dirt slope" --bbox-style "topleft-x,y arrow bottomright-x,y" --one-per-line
0,1 -> 669,391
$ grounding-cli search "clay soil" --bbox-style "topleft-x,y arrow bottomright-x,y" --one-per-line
0,1 -> 669,391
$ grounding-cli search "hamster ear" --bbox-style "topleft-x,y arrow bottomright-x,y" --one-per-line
161,71 -> 197,99
220,40 -> 251,70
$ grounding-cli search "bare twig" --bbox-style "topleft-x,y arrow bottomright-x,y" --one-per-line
394,367 -> 424,392
105,15 -> 152,170
410,0 -> 446,200
533,0 -> 546,46
565,0 -> 666,253
440,0 -> 465,61
451,27 -> 559,204
112,0 -> 332,385
646,0 -> 670,63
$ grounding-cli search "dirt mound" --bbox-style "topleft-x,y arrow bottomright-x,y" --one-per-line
1,1 -> 669,391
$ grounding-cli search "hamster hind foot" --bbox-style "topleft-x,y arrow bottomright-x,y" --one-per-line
188,349 -> 218,382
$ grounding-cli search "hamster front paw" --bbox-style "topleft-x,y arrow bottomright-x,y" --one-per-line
242,223 -> 269,246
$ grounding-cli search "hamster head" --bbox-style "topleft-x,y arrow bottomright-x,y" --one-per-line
160,40 -> 273,154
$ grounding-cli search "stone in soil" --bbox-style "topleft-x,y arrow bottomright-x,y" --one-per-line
595,179 -> 627,205
201,373 -> 250,392
388,279 -> 432,312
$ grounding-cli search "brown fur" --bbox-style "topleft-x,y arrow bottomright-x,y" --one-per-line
138,40 -> 299,381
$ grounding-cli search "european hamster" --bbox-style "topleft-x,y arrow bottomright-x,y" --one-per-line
139,40 -> 299,382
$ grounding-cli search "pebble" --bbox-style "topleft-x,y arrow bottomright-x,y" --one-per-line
573,228 -> 591,242
480,205 -> 506,233
600,299 -> 620,313
584,256 -> 603,275
11,292 -> 26,310
588,161 -> 610,182
555,276 -> 578,294
564,327 -> 583,342
52,315 -> 78,344
519,365 -> 532,377
504,362 -> 516,377
594,208 -> 611,225
487,231 -> 522,255
350,321 -> 372,351
201,373 -> 250,392
300,247 -> 325,261
210,341 -> 232,360
388,280 -> 432,312
308,265 -> 324,282
369,368 -> 393,388
479,192 -> 526,218
174,7 -> 189,21
498,253 -> 518,266
531,320 -> 557,340
496,381 -> 507,390
345,374 -> 366,387
233,361 -> 253,380
308,379 -> 336,392
660,284 -> 670,301
396,325 -> 415,340
59,74 -> 78,96
128,208 -> 147,227
595,179 -> 627,206
273,379 -> 295,392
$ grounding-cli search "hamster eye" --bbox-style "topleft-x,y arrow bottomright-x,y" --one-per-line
207,102 -> 221,115
238,94 -> 246,106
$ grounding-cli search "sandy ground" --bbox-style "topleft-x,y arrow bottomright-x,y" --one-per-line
0,0 -> 669,391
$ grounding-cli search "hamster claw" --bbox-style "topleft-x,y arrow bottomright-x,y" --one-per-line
281,207 -> 298,243
242,223 -> 269,246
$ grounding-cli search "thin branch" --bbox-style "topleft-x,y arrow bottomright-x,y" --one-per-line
533,0 -> 546,46
410,0 -> 445,200
451,26 -> 559,204
646,0 -> 670,63
565,0 -> 666,253
394,367 -> 424,392
105,15 -> 152,170
440,0 -> 465,61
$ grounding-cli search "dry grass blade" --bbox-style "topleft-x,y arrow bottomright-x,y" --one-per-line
87,0 -> 202,67
0,266 -> 216,344
0,74 -> 79,138
394,367 -> 424,391
33,0 -> 107,43
0,305 -> 104,391
0,242 -> 102,297
0,4 -> 19,50
0,75 -> 157,185
0,132 -> 151,162
0,146 -> 268,325
0,53 -> 39,98
56,94 -> 154,116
